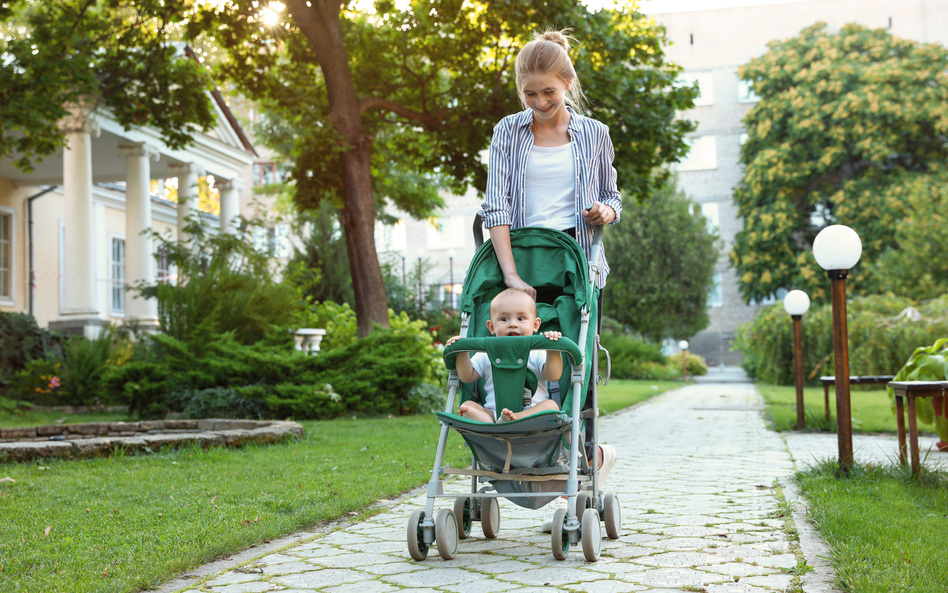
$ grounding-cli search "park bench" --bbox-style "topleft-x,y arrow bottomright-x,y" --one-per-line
819,375 -> 895,420
888,381 -> 948,478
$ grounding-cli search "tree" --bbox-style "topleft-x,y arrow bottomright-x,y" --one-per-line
730,23 -> 948,303
606,180 -> 719,343
869,166 -> 948,300
191,0 -> 697,336
0,0 -> 216,172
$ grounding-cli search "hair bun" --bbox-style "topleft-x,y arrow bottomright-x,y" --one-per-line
538,30 -> 570,52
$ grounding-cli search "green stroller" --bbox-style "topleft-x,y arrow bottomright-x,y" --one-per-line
405,225 -> 620,562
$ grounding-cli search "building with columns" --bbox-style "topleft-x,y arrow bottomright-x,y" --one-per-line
0,98 -> 255,337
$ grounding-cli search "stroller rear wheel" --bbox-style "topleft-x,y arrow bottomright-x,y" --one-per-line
407,509 -> 429,561
550,506 -> 569,560
581,507 -> 602,561
480,497 -> 501,539
435,509 -> 459,560
603,492 -> 621,539
453,496 -> 472,539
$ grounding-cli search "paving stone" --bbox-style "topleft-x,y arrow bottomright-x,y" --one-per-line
205,571 -> 263,586
738,573 -> 794,590
260,560 -> 319,575
382,567 -> 483,587
310,552 -> 401,568
636,567 -> 713,588
634,551 -> 730,567
439,579 -> 523,593
208,581 -> 274,593
494,567 -> 595,586
272,568 -> 368,589
321,580 -> 401,593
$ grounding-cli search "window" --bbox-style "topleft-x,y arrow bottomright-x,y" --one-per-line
751,287 -> 788,307
0,208 -> 12,302
700,202 -> 719,232
678,136 -> 718,171
270,224 -> 291,258
375,219 -> 407,253
441,283 -> 463,309
156,248 -> 172,284
678,72 -> 715,106
252,225 -> 291,257
708,273 -> 723,308
59,220 -> 65,310
737,79 -> 760,103
110,236 -> 126,313
252,163 -> 278,186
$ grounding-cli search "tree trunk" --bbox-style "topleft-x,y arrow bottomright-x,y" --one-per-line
287,0 -> 389,337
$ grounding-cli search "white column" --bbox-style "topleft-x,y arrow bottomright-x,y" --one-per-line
168,162 -> 204,243
218,179 -> 243,235
119,142 -> 160,325
61,119 -> 99,319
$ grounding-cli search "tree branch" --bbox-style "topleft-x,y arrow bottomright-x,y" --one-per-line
358,97 -> 444,130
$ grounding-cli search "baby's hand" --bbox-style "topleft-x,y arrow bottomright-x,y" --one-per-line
445,335 -> 462,347
543,331 -> 562,341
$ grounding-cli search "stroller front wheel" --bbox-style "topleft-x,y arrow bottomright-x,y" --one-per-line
550,506 -> 569,560
581,507 -> 602,561
435,508 -> 459,560
603,492 -> 621,540
407,509 -> 429,561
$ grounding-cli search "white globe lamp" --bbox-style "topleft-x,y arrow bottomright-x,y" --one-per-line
812,225 -> 862,271
783,290 -> 811,317
678,340 -> 689,351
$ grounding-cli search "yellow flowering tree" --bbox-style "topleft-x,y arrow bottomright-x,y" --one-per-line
731,23 -> 948,303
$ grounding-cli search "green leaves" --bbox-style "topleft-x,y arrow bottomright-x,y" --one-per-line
1,0 -> 216,171
731,23 -> 948,303
606,179 -> 720,342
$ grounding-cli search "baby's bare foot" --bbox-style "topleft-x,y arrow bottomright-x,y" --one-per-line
498,408 -> 517,423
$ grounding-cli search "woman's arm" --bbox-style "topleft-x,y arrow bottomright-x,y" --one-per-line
488,226 -> 536,299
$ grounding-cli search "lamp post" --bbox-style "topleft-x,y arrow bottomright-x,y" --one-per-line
783,290 -> 811,431
813,224 -> 862,474
448,249 -> 456,310
678,340 -> 689,381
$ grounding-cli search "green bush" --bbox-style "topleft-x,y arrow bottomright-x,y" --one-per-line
165,386 -> 268,420
137,217 -> 305,346
0,312 -> 64,396
599,331 -> 667,380
735,294 -> 948,385
667,351 -> 708,377
103,328 -> 437,420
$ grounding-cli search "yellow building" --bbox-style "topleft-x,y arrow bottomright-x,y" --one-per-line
0,98 -> 255,337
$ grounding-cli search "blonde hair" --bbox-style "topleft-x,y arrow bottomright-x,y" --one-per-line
489,288 -> 537,318
515,29 -> 587,113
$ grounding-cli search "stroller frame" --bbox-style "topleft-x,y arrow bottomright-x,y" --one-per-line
406,224 -> 620,562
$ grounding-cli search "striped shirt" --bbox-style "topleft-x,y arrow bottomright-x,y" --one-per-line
482,107 -> 622,288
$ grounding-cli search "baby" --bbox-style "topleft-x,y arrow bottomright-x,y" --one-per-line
445,288 -> 563,423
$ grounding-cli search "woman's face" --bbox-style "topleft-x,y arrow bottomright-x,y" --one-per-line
520,73 -> 571,121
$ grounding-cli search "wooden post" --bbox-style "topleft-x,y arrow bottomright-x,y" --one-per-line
829,269 -> 854,474
682,349 -> 688,382
792,315 -> 805,431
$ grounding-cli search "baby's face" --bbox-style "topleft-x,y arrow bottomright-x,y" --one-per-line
487,293 -> 541,337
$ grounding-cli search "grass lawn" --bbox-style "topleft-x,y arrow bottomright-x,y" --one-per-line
597,379 -> 683,415
0,409 -> 133,429
0,380 -> 677,592
796,461 -> 948,592
757,383 -> 939,436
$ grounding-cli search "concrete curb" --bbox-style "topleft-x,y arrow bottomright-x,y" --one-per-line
0,420 -> 303,462
780,478 -> 844,593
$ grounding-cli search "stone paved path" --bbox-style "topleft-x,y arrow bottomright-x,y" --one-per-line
164,382 -> 854,593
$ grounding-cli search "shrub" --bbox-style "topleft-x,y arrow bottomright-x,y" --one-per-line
8,359 -> 63,405
165,387 -> 268,420
735,294 -> 948,385
406,382 -> 447,414
0,312 -> 64,396
599,331 -> 667,380
667,351 -> 708,377
137,217 -> 305,346
103,328 -> 437,420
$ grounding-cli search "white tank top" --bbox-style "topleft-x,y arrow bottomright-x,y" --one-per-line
525,143 -> 575,230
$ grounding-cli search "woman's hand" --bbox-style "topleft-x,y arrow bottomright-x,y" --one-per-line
445,335 -> 462,347
542,331 -> 562,341
504,273 -> 537,300
583,203 -> 616,226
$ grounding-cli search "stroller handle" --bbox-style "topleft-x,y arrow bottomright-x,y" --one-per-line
442,335 -> 583,370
